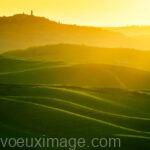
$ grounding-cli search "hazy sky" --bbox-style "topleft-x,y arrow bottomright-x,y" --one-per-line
0,0 -> 150,26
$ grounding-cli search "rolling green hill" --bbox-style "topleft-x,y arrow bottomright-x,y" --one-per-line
0,55 -> 150,89
0,45 -> 150,149
0,62 -> 150,89
0,55 -> 65,73
0,84 -> 150,149
3,44 -> 150,71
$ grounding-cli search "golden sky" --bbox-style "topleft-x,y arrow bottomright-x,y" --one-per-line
0,0 -> 150,26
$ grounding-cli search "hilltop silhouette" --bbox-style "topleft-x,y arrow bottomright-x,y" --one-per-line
0,13 -> 150,52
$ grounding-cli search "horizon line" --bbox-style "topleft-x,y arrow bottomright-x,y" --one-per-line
1,13 -> 150,28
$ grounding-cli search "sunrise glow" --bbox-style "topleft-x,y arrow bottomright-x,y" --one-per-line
1,0 -> 150,26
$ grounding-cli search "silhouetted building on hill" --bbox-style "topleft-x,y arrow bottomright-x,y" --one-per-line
31,10 -> 33,16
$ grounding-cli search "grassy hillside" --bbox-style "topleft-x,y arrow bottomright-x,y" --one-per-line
0,45 -> 150,149
0,84 -> 150,149
0,56 -> 64,73
0,55 -> 150,89
3,44 -> 150,71
0,62 -> 150,89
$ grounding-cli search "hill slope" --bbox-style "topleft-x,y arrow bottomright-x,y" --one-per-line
0,50 -> 150,149
0,84 -> 150,149
0,14 -> 126,52
3,44 -> 150,71
1,14 -> 150,52
0,58 -> 150,89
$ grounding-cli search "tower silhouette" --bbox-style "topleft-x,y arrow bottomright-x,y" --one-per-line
31,10 -> 33,16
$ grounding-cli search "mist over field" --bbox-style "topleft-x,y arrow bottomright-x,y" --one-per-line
0,13 -> 150,150
1,14 -> 150,52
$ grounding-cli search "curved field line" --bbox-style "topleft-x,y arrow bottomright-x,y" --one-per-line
1,97 -> 150,136
116,134 -> 150,140
46,86 -> 150,113
44,86 -> 129,108
6,95 -> 150,121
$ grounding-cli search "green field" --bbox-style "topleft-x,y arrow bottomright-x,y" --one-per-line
0,45 -> 150,149
0,84 -> 150,149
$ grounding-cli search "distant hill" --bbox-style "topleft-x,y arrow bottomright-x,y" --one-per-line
1,45 -> 150,89
106,26 -> 150,50
0,14 -> 123,52
107,26 -> 150,36
1,14 -> 150,52
3,44 -> 150,71
0,60 -> 150,89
